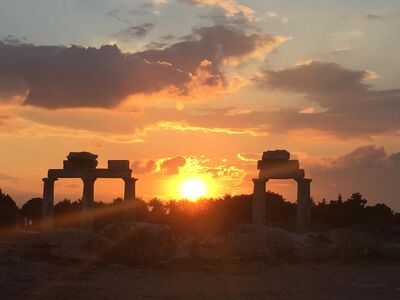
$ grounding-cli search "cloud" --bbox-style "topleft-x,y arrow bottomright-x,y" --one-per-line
132,156 -> 186,175
160,156 -> 186,174
160,34 -> 175,41
257,62 -> 368,103
0,172 -> 19,182
132,159 -> 157,174
237,152 -> 259,162
0,114 -> 11,126
181,0 -> 255,22
143,42 -> 168,50
364,14 -> 387,21
112,23 -> 154,40
255,62 -> 400,137
307,145 -> 400,210
0,25 -> 284,109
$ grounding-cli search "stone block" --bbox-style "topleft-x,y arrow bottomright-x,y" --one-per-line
63,159 -> 97,169
262,150 -> 290,161
67,152 -> 98,161
257,159 -> 299,170
108,160 -> 130,170
64,152 -> 98,169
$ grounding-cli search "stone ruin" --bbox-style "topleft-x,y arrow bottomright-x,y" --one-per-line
42,152 -> 137,231
252,150 -> 312,232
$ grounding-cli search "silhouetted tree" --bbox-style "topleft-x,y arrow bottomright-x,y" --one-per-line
20,197 -> 43,227
0,189 -> 18,228
312,192 -> 393,230
54,199 -> 82,227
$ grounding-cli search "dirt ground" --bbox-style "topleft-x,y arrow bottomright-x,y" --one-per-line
0,260 -> 399,300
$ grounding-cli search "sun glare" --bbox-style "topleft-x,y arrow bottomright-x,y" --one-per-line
180,178 -> 207,201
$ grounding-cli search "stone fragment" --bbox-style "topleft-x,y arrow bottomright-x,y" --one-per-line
67,152 -> 98,161
262,150 -> 290,161
42,227 -> 112,261
100,221 -> 175,265
228,225 -> 294,261
64,152 -> 98,169
259,168 -> 304,180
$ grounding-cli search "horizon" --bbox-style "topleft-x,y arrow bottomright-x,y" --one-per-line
0,0 -> 399,211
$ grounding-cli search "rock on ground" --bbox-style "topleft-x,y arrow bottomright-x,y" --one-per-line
42,227 -> 112,261
100,221 -> 175,265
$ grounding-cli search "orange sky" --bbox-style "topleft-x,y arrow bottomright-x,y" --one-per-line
1,0 -> 400,211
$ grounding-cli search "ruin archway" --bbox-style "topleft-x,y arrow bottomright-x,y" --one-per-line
42,152 -> 137,230
252,150 -> 312,232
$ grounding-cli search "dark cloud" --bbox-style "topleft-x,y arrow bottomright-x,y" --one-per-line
257,62 -> 368,106
139,25 -> 279,75
132,156 -> 186,175
1,35 -> 26,46
144,42 -> 168,50
113,23 -> 154,40
0,25 -> 281,109
160,156 -> 186,175
160,34 -> 175,41
255,62 -> 400,137
331,145 -> 388,169
364,14 -> 387,21
388,152 -> 400,162
132,160 -> 157,175
0,42 -> 189,109
308,145 -> 400,211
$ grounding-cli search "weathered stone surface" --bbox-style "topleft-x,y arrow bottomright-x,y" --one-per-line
0,239 -> 48,263
108,160 -> 130,170
289,233 -> 335,261
257,159 -> 299,170
67,152 -> 98,161
100,221 -> 175,265
64,152 -> 98,169
259,168 -> 304,180
228,225 -> 294,261
330,229 -> 400,259
262,150 -> 290,161
257,160 -> 301,179
198,235 -> 230,260
42,227 -> 112,261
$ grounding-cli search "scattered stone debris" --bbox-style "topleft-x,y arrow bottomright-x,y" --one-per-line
100,221 -> 175,265
42,227 -> 112,261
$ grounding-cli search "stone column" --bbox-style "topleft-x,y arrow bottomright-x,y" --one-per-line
81,176 -> 96,230
42,177 -> 57,230
252,178 -> 268,225
296,178 -> 312,233
123,177 -> 137,202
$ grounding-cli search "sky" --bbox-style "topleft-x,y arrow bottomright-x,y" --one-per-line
0,0 -> 400,210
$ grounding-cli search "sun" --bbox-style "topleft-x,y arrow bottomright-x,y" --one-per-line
180,178 -> 207,201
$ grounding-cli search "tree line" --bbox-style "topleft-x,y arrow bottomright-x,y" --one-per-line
0,188 -> 396,234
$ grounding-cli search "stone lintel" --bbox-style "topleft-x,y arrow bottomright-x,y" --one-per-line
257,159 -> 299,170
48,168 -> 132,179
259,168 -> 305,180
